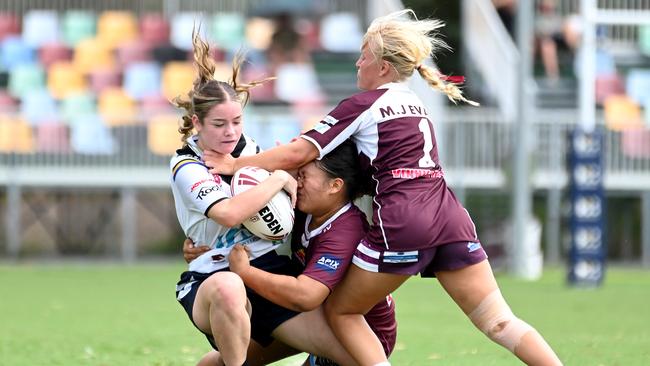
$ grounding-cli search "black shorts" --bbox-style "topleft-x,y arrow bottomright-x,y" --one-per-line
175,250 -> 301,348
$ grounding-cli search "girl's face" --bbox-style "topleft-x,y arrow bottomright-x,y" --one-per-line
193,100 -> 243,154
296,162 -> 336,214
355,43 -> 384,90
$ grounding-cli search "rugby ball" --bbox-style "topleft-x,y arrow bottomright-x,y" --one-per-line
230,166 -> 294,241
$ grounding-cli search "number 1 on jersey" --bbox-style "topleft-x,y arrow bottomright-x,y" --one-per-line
418,118 -> 436,168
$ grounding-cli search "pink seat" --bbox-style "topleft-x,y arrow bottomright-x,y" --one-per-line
595,74 -> 624,105
0,90 -> 17,112
39,42 -> 72,69
116,40 -> 152,67
621,128 -> 650,158
88,67 -> 122,93
36,121 -> 70,153
0,12 -> 20,41
140,13 -> 169,47
141,94 -> 173,116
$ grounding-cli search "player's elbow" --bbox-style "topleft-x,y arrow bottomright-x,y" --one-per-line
207,202 -> 242,228
290,296 -> 321,313
289,290 -> 324,312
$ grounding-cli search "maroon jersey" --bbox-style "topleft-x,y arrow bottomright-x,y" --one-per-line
291,204 -> 397,356
302,82 -> 479,251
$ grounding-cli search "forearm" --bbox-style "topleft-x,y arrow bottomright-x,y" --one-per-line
239,269 -> 323,312
208,173 -> 287,226
235,139 -> 319,172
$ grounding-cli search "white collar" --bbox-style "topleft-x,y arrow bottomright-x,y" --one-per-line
303,202 -> 352,241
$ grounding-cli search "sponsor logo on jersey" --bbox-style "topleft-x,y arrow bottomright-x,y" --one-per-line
467,242 -> 482,252
314,115 -> 339,134
383,250 -> 419,263
391,168 -> 443,179
196,185 -> 219,200
316,255 -> 341,272
189,178 -> 217,192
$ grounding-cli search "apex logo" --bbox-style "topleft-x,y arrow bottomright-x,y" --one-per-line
316,255 -> 341,272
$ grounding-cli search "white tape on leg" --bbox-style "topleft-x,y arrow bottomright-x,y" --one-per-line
468,289 -> 534,352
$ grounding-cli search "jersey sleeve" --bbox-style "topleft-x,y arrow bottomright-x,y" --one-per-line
301,223 -> 365,291
171,156 -> 229,216
301,96 -> 373,159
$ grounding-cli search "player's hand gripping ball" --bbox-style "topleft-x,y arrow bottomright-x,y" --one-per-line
230,166 -> 294,241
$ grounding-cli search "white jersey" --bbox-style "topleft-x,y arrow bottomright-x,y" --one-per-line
170,134 -> 282,273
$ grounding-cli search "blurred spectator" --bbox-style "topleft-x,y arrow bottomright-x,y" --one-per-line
266,12 -> 311,73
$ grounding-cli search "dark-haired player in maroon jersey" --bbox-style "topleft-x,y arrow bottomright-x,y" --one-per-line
205,9 -> 561,366
228,140 -> 396,365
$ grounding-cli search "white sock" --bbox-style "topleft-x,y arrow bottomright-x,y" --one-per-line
373,363 -> 391,366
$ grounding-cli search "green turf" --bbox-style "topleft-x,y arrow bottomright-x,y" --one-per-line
0,264 -> 648,365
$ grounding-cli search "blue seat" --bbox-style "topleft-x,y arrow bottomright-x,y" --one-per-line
22,10 -> 60,48
171,12 -> 207,51
20,89 -> 59,125
625,69 -> 650,105
1,36 -> 35,70
123,62 -> 161,100
70,113 -> 116,155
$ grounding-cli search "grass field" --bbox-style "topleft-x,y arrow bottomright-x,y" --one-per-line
1,263 -> 649,365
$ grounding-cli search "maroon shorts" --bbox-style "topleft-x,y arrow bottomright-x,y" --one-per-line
352,239 -> 488,277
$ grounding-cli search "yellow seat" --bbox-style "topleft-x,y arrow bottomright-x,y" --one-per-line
98,87 -> 137,126
97,11 -> 138,49
246,17 -> 274,50
0,116 -> 34,153
47,61 -> 87,99
148,114 -> 182,155
74,37 -> 115,74
162,62 -> 194,101
604,95 -> 643,131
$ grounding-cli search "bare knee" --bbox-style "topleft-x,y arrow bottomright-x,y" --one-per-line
201,272 -> 247,311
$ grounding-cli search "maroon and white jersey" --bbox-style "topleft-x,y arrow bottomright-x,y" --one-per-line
291,203 -> 397,356
302,82 -> 479,251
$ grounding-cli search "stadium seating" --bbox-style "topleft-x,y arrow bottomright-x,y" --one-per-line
625,69 -> 650,105
0,116 -> 34,153
88,67 -> 122,94
98,87 -> 137,126
61,92 -> 96,125
0,12 -> 20,41
123,62 -> 161,100
140,13 -> 170,47
73,37 -> 115,74
1,36 -> 35,70
621,127 -> 650,158
245,17 -> 274,50
0,90 -> 16,112
22,10 -> 59,48
48,61 -> 87,99
604,95 -> 643,131
39,42 -> 73,69
8,63 -> 45,98
35,121 -> 70,153
147,114 -> 181,155
97,11 -> 138,50
274,63 -> 322,103
70,113 -> 116,155
20,89 -> 59,125
212,12 -> 246,51
161,61 -> 194,101
640,25 -> 650,56
595,74 -> 624,105
116,40 -> 152,67
62,10 -> 96,47
319,12 -> 363,52
171,12 -> 207,51
141,94 -> 174,116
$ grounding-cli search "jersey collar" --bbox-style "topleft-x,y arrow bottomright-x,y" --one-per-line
304,202 -> 353,240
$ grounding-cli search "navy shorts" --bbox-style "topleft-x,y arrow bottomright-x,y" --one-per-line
352,240 -> 488,277
175,250 -> 300,348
